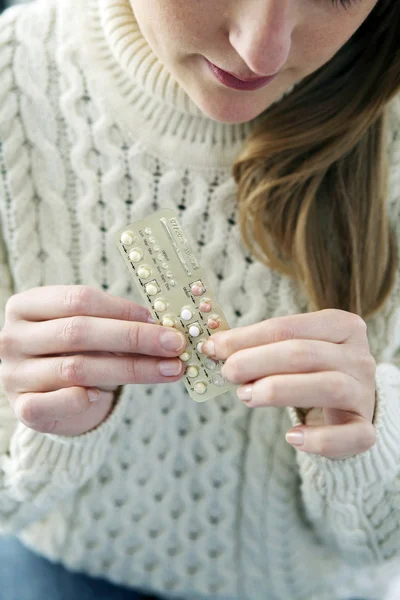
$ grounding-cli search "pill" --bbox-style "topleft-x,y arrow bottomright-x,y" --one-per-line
186,366 -> 199,378
154,299 -> 167,312
179,351 -> 191,362
196,340 -> 206,353
149,237 -> 156,244
204,357 -> 218,371
166,271 -> 173,278
194,381 -> 207,395
138,266 -> 151,279
162,316 -> 176,327
121,231 -> 135,246
146,283 -> 158,296
154,245 -> 161,252
199,300 -> 212,313
129,248 -> 143,263
189,324 -> 201,337
169,280 -> 177,287
162,263 -> 169,269
191,281 -> 205,296
207,315 -> 221,330
180,307 -> 193,321
144,227 -> 152,235
212,374 -> 226,387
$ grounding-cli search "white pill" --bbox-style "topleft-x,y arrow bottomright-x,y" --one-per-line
180,308 -> 193,321
169,280 -> 177,287
162,263 -> 169,270
144,227 -> 152,235
204,357 -> 218,371
149,237 -> 156,244
138,266 -> 151,279
121,231 -> 135,246
194,381 -> 207,395
166,271 -> 173,278
179,351 -> 191,362
186,366 -> 199,378
162,316 -> 175,327
189,324 -> 201,338
212,374 -> 225,387
197,340 -> 205,353
154,245 -> 161,252
129,249 -> 143,263
154,299 -> 167,312
146,284 -> 158,296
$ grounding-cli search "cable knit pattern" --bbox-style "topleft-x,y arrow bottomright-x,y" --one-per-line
0,1 -> 400,599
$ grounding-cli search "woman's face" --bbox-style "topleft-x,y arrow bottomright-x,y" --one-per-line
130,0 -> 379,124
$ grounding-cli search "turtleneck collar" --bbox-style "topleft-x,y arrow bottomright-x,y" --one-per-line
82,0 -> 295,168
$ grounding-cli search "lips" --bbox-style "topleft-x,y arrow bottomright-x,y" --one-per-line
205,58 -> 278,91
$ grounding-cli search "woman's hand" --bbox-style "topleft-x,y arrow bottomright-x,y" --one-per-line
202,309 -> 377,459
0,285 -> 186,437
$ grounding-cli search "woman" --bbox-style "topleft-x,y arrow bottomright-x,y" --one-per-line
0,1 -> 399,599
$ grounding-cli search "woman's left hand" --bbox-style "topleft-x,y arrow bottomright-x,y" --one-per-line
202,309 -> 377,459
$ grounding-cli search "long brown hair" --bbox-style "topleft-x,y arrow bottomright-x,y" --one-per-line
234,1 -> 400,320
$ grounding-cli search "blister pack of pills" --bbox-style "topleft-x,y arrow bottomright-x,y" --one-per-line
116,208 -> 237,402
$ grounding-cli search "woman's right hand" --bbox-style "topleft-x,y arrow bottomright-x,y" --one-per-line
0,285 -> 186,437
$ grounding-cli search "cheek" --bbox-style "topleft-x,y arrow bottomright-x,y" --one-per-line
297,20 -> 357,72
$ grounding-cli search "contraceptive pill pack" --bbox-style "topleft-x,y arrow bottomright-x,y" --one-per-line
116,208 -> 237,403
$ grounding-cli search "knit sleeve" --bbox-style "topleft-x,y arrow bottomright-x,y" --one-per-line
0,5 -> 130,535
285,96 -> 400,565
0,217 -> 131,535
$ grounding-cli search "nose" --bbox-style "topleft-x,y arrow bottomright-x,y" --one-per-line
229,0 -> 293,77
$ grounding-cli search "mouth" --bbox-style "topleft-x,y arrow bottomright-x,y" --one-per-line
204,58 -> 278,91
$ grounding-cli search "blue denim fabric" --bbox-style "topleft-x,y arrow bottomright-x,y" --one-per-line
0,535 -> 160,600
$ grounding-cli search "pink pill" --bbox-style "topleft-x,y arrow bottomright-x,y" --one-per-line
207,316 -> 221,330
199,300 -> 212,313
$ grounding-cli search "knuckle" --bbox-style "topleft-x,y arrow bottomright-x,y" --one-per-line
329,372 -> 349,405
4,294 -> 18,319
289,341 -> 315,371
351,313 -> 367,333
123,357 -> 139,382
60,316 -> 89,348
60,355 -> 86,385
64,285 -> 94,315
125,322 -> 141,353
0,329 -> 13,358
271,320 -> 297,344
0,364 -> 13,393
359,353 -> 376,380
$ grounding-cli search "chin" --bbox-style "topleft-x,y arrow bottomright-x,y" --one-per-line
193,92 -> 271,125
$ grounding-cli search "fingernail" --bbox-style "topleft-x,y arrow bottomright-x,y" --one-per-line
160,331 -> 186,352
148,315 -> 156,324
202,340 -> 215,357
159,359 -> 182,376
237,385 -> 253,402
285,430 -> 304,446
87,388 -> 100,402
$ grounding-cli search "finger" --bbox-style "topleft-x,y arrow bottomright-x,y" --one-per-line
221,339 -> 358,385
9,354 -> 185,395
285,420 -> 376,459
236,371 -> 364,415
13,387 -> 102,426
12,318 -> 186,357
202,309 -> 368,360
5,285 -> 152,324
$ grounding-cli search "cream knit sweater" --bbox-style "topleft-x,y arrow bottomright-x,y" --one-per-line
1,2 -> 400,599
